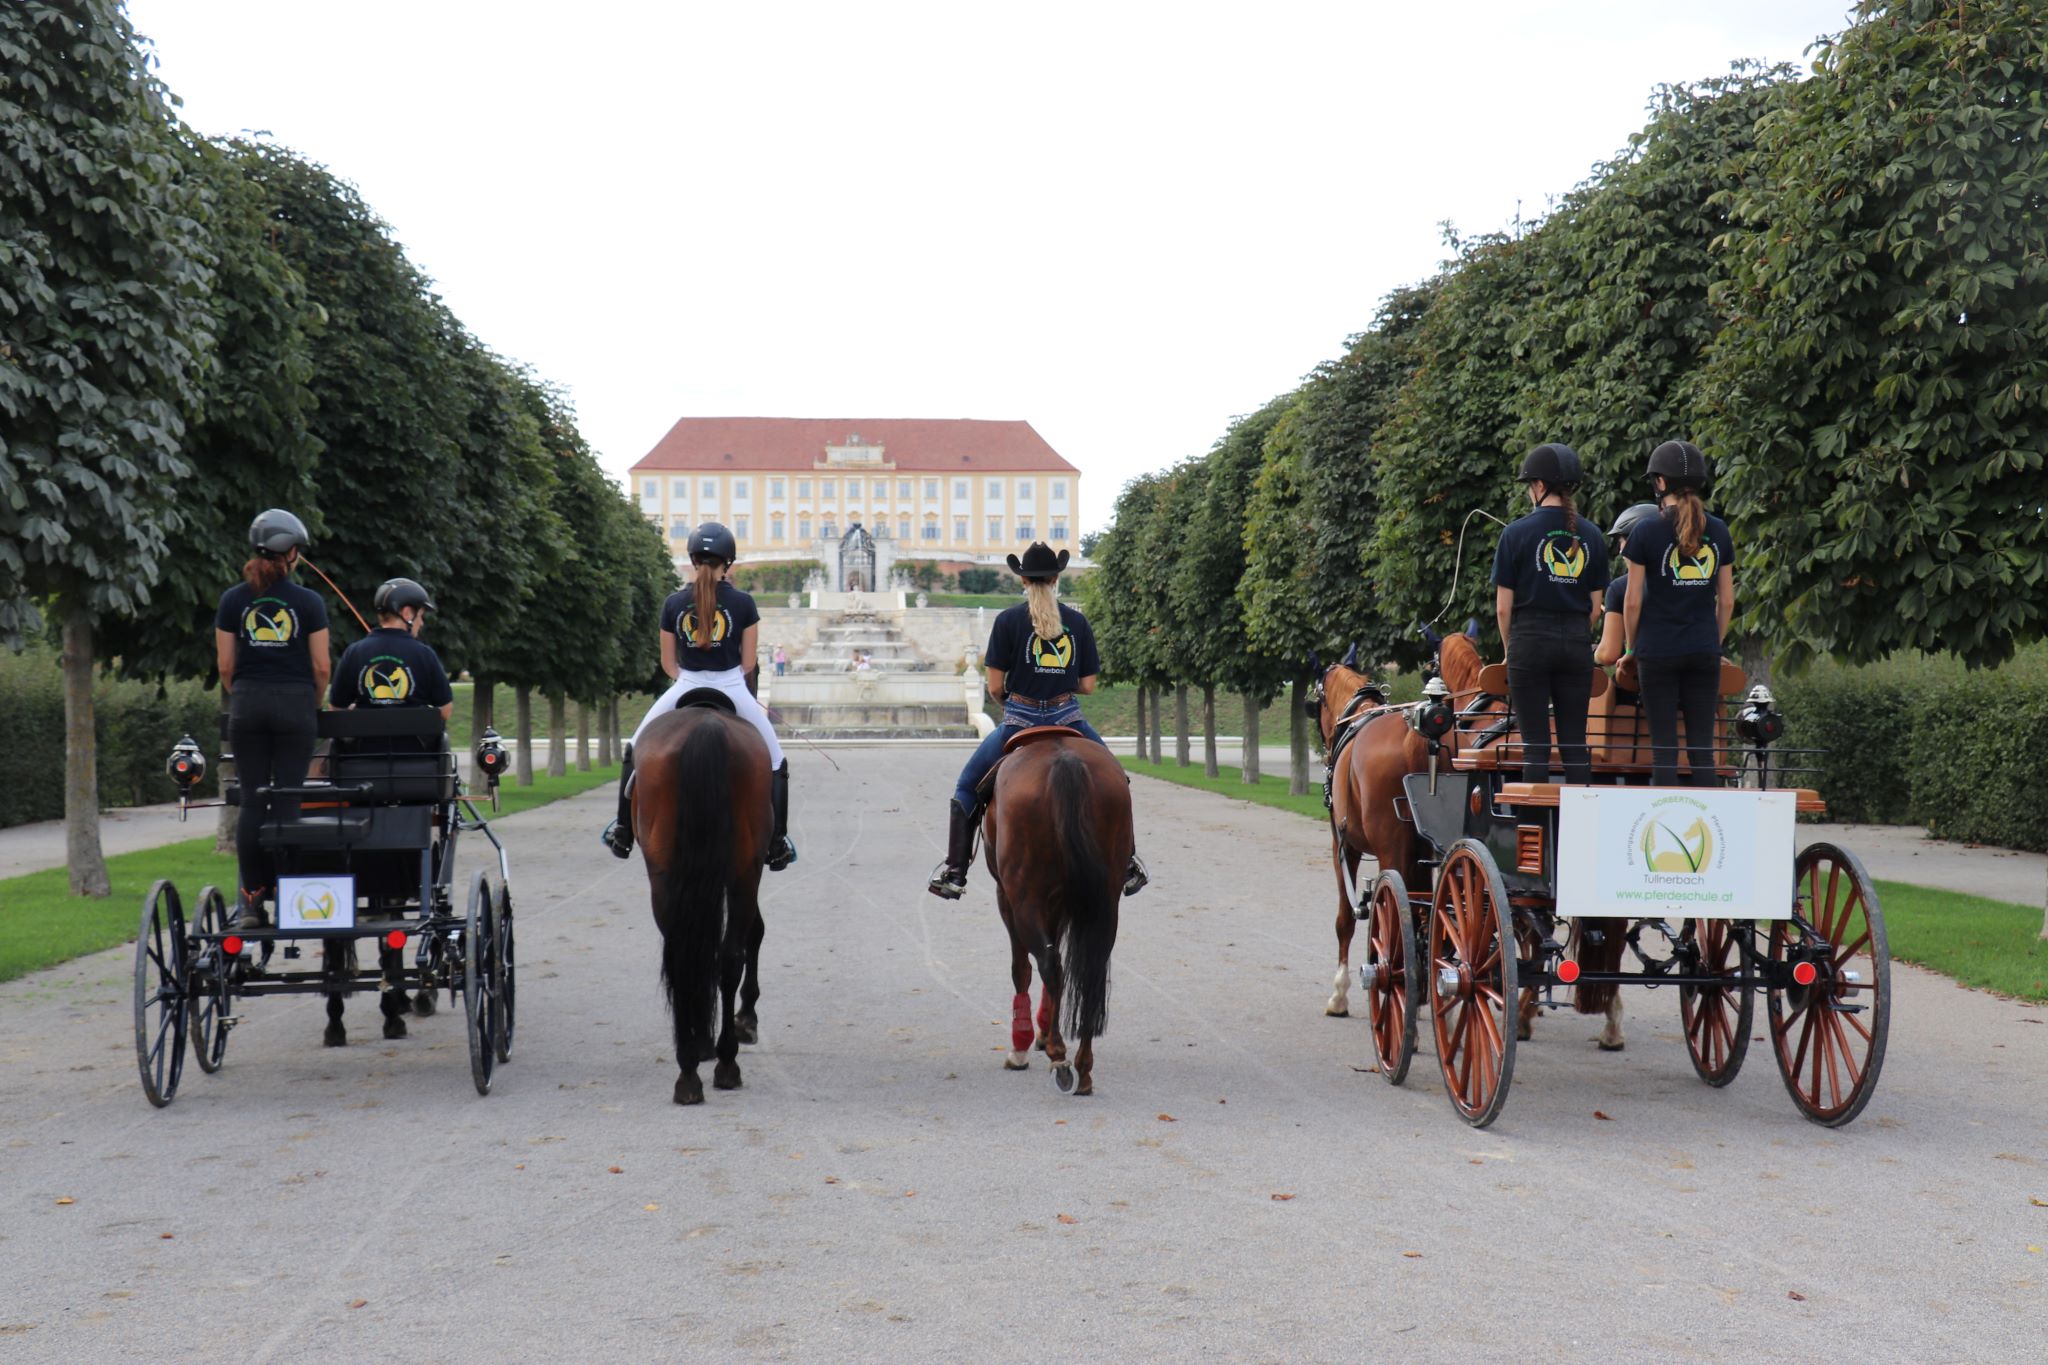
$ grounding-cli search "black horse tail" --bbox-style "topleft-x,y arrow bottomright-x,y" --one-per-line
1050,748 -> 1116,1042
658,717 -> 733,1064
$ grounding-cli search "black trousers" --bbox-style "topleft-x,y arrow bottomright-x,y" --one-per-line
1638,652 -> 1722,787
229,684 -> 317,906
1507,612 -> 1594,785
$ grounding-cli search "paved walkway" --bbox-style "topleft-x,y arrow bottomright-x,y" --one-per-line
2,746 -> 2042,1361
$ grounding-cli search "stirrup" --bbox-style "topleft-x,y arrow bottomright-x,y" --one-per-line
767,836 -> 797,872
927,863 -> 967,900
1122,855 -> 1149,897
601,818 -> 632,859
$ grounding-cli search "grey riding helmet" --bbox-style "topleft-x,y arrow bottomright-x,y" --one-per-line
373,577 -> 436,615
248,508 -> 309,556
1607,502 -> 1660,544
690,522 -> 737,565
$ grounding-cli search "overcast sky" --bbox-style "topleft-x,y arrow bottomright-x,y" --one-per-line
129,0 -> 1856,532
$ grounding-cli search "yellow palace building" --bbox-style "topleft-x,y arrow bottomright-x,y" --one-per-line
629,417 -> 1083,588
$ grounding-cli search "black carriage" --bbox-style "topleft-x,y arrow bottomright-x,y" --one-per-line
134,711 -> 516,1106
1353,660 -> 1889,1129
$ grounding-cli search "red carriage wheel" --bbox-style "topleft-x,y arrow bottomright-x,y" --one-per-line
1428,840 -> 1518,1128
1768,844 -> 1890,1126
1361,869 -> 1418,1085
1678,918 -> 1753,1086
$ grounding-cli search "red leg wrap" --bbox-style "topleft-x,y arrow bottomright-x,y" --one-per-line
1036,989 -> 1052,1038
1011,992 -> 1033,1053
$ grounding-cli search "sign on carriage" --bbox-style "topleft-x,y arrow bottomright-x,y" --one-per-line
1556,788 -> 1795,919
277,875 -> 356,931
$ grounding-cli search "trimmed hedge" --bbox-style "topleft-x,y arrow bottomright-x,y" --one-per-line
0,649 -> 221,829
1779,646 -> 2048,852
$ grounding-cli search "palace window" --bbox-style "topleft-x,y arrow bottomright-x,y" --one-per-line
701,479 -> 716,500
799,515 -> 812,540
1017,481 -> 1033,504
897,480 -> 912,499
986,479 -> 1003,503
771,515 -> 785,541
797,479 -> 811,499
1051,480 -> 1067,503
670,477 -> 689,503
873,480 -> 888,499
820,479 -> 836,498
734,516 -> 749,539
898,516 -> 910,540
670,521 -> 689,538
922,514 -> 939,541
770,478 -> 785,499
987,517 -> 1001,542
954,517 -> 968,541
640,479 -> 659,512
822,518 -> 838,539
733,479 -> 749,502
1016,523 -> 1034,540
1050,521 -> 1068,541
953,480 -> 968,500
924,479 -> 939,499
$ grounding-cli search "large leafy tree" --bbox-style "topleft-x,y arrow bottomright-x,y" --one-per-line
1,1 -> 215,891
1700,0 -> 2048,667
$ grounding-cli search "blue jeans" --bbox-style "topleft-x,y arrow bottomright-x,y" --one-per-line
951,699 -> 1106,813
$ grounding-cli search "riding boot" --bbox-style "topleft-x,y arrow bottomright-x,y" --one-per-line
767,760 -> 797,870
229,886 -> 271,931
601,744 -> 635,858
927,801 -> 978,899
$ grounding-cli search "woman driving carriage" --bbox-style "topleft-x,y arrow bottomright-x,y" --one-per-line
215,509 -> 330,931
927,542 -> 1146,900
603,522 -> 796,870
1622,440 -> 1736,787
1492,443 -> 1609,785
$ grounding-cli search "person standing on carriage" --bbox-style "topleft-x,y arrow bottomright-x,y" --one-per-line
1623,440 -> 1736,787
602,522 -> 797,870
1595,502 -> 1660,669
1492,442 -> 1609,786
329,578 -> 455,725
215,509 -> 330,931
927,541 -> 1147,900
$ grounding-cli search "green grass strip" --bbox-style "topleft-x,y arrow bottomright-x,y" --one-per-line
0,764 -> 619,984
1125,755 -> 2048,1003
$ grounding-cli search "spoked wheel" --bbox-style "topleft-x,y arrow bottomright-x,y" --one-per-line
188,886 -> 232,1075
1769,844 -> 1890,1126
463,871 -> 498,1096
1427,841 -> 1518,1128
1360,869 -> 1418,1085
492,881 -> 516,1064
133,881 -> 189,1108
1677,918 -> 1753,1086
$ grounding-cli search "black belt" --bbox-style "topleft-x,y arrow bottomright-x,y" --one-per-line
1007,693 -> 1076,710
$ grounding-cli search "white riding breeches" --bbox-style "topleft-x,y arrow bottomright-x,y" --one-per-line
632,667 -> 786,767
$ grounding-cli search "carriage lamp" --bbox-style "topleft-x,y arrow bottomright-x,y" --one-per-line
476,727 -> 510,783
1736,685 -> 1785,746
1413,676 -> 1456,744
166,736 -> 206,791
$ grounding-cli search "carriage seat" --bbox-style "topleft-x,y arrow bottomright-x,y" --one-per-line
258,803 -> 432,852
676,687 -> 737,714
324,709 -> 455,803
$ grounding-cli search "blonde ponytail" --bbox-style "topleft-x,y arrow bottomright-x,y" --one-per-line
691,559 -> 721,647
1670,489 -> 1705,559
1025,579 -> 1062,641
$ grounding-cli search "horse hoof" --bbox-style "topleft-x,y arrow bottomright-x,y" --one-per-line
1003,1051 -> 1030,1070
383,1015 -> 408,1040
1074,1080 -> 1094,1097
734,1016 -> 758,1046
1517,1022 -> 1533,1042
1051,1063 -> 1076,1094
411,991 -> 436,1018
1325,1004 -> 1350,1018
713,1060 -> 742,1091
1598,1040 -> 1626,1053
323,1025 -> 346,1048
674,1076 -> 704,1105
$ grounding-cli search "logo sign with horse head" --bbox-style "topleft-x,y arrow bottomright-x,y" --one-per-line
277,875 -> 356,931
1557,788 -> 1794,919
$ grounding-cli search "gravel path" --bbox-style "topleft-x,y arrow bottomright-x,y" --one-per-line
2,747 -> 2044,1362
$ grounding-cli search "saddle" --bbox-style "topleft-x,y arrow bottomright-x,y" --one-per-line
676,687 -> 736,714
974,724 -> 1084,807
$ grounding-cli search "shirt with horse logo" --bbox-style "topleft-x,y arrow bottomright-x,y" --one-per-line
330,627 -> 454,711
1624,510 -> 1736,658
1491,506 -> 1611,620
214,580 -> 329,687
985,602 -> 1101,701
661,581 -> 761,674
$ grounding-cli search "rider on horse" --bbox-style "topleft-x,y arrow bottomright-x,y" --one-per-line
928,541 -> 1147,900
604,522 -> 797,870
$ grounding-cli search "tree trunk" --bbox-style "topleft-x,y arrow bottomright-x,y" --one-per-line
1241,692 -> 1261,784
215,688 -> 236,854
515,685 -> 535,787
1288,675 -> 1310,797
598,697 -> 615,765
1174,684 -> 1190,767
1148,684 -> 1164,766
611,694 -> 624,757
546,691 -> 567,778
1134,685 -> 1148,762
60,604 -> 110,896
576,701 -> 592,772
1201,684 -> 1218,779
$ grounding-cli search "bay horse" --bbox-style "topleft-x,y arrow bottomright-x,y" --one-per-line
985,730 -> 1132,1097
630,697 -> 773,1105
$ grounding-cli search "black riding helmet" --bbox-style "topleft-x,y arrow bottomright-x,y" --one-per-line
373,577 -> 436,616
1607,502 -> 1660,543
690,521 -> 737,565
248,508 -> 309,556
1647,440 -> 1710,491
1518,442 -> 1584,490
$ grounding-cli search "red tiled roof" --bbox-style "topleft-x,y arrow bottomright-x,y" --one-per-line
630,418 -> 1078,474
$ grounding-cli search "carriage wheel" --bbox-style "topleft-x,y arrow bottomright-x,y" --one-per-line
188,886 -> 232,1075
1769,844 -> 1890,1126
492,881 -> 516,1063
1361,870 -> 1419,1085
133,881 -> 189,1108
463,871 -> 498,1096
1428,841 -> 1518,1128
1677,918 -> 1753,1087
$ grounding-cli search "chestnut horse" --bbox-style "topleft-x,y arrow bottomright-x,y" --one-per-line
631,700 -> 773,1105
984,733 -> 1132,1096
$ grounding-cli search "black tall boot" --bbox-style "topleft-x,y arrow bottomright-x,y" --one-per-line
767,760 -> 797,870
927,801 -> 978,899
601,744 -> 635,858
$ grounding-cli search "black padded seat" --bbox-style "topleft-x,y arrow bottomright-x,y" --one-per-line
260,804 -> 431,852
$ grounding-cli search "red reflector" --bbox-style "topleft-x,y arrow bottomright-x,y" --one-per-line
222,935 -> 244,956
1791,960 -> 1818,987
384,930 -> 408,950
1557,960 -> 1581,985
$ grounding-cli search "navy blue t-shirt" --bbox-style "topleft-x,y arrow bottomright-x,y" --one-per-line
986,603 -> 1101,701
660,581 -> 760,673
1492,507 -> 1610,620
215,580 -> 329,687
1623,510 -> 1735,657
1604,577 -> 1628,615
330,627 -> 454,710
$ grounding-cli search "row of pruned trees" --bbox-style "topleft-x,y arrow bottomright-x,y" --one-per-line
1,3 -> 675,891
1083,0 -> 2048,793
